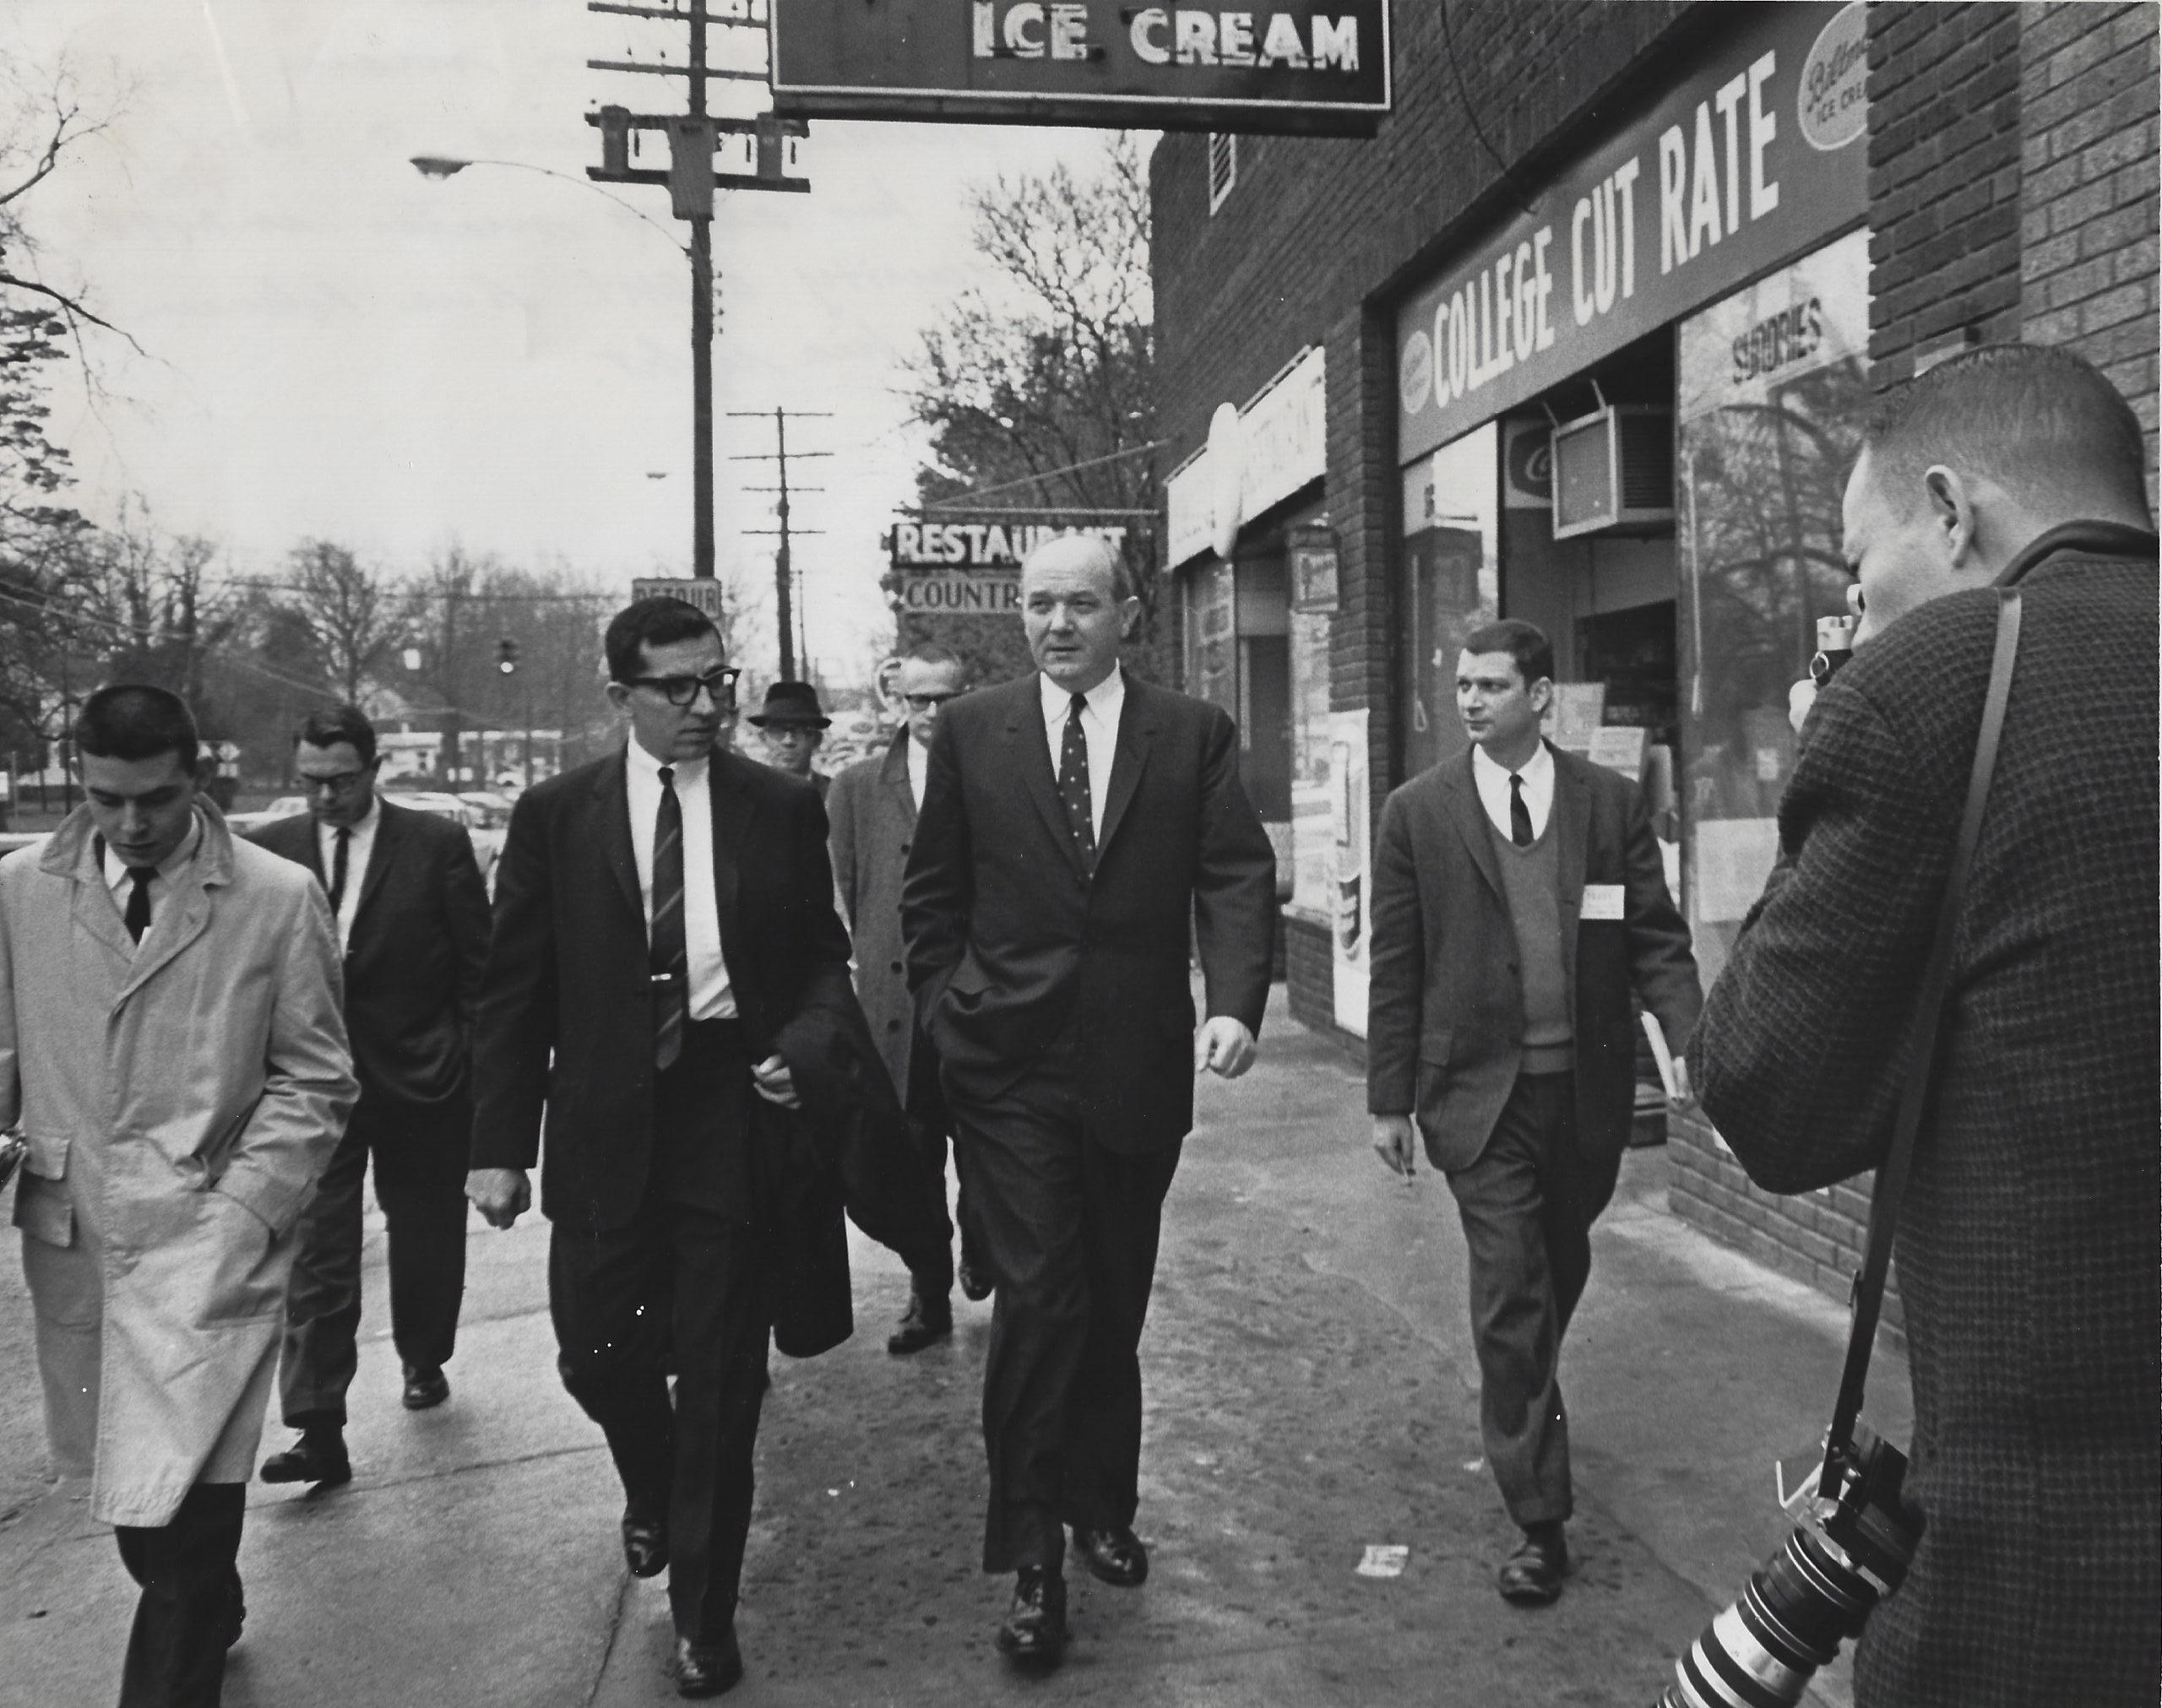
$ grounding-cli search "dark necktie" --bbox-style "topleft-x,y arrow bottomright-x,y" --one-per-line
1509,773 -> 1534,848
651,766 -> 688,1070
327,827 -> 351,918
1058,693 -> 1097,875
123,866 -> 155,944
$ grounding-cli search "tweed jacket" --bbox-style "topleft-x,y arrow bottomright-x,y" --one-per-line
1689,526 -> 2161,1708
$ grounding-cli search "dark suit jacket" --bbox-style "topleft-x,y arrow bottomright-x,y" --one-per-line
249,800 -> 490,1109
1366,743 -> 1701,1173
470,745 -> 874,1353
826,732 -> 920,1103
902,672 -> 1276,1153
1689,529 -> 2160,1708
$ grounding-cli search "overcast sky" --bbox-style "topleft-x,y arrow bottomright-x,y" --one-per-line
12,1 -> 1115,683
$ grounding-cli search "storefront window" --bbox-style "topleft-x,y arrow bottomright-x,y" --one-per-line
1676,227 -> 1871,987
1185,557 -> 1237,718
1399,424 -> 1501,779
1288,603 -> 1333,917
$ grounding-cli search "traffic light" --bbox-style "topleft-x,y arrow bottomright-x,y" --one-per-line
497,637 -> 519,675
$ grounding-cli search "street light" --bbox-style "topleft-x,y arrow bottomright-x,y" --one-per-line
409,153 -> 715,579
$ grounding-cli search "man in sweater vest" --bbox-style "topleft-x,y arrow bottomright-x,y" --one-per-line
1366,619 -> 1702,1607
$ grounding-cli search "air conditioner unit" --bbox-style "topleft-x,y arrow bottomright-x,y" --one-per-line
1551,403 -> 1675,540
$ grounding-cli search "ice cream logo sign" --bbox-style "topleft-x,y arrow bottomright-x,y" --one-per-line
970,4 -> 1366,74
1393,2 -> 1866,464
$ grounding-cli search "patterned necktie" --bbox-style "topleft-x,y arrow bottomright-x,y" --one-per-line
1058,692 -> 1097,875
650,767 -> 689,1070
1509,773 -> 1534,848
123,867 -> 155,944
327,827 -> 351,918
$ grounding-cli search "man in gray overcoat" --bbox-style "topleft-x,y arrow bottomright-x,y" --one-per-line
827,643 -> 981,1353
1692,344 -> 2159,1708
3,686 -> 356,1707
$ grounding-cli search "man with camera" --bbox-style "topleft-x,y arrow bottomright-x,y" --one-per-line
1689,343 -> 2159,1707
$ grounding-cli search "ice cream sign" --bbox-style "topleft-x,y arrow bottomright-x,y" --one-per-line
1395,1 -> 1866,464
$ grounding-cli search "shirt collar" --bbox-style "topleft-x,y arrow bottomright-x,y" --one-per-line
624,737 -> 707,784
1471,738 -> 1553,787
1040,663 -> 1124,723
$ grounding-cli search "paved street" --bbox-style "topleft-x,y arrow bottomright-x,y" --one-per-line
0,989 -> 1907,1706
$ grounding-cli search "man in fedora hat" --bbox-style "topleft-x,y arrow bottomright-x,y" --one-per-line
749,681 -> 832,800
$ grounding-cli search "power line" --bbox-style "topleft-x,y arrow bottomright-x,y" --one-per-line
920,441 -> 1164,510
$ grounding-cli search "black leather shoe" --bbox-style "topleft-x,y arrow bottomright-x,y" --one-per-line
673,1629 -> 743,1698
886,1286 -> 954,1355
1497,1525 -> 1569,1606
1073,1523 -> 1149,1587
401,1364 -> 450,1410
957,1253 -> 994,1302
995,1565 -> 1068,1661
622,1501 -> 670,1578
221,1572 -> 246,1650
259,1428 -> 350,1487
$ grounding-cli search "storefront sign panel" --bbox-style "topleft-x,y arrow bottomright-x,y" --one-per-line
897,571 -> 1024,615
1395,0 -> 1866,465
773,0 -> 1391,135
891,519 -> 1127,569
1165,347 -> 1327,567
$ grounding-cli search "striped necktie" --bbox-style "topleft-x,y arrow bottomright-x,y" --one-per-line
651,767 -> 688,1069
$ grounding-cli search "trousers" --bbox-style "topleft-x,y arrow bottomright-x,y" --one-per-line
1442,1071 -> 1618,1527
278,1090 -> 470,1423
947,1038 -> 1181,1574
113,1481 -> 244,1708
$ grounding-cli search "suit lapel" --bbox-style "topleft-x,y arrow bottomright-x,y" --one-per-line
1002,680 -> 1089,881
1550,748 -> 1592,994
113,820 -> 221,1007
878,731 -> 916,830
345,802 -> 404,944
592,751 -> 642,922
1439,751 -> 1507,904
708,751 -> 752,988
1095,679 -> 1157,860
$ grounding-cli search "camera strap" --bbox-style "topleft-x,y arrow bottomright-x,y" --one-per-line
1826,587 -> 2023,1462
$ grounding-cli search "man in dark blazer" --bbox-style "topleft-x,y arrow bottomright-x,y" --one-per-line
826,642 -> 983,1356
253,705 -> 491,1486
1367,618 -> 1700,1607
1690,344 -> 2159,1708
903,534 -> 1276,1662
466,597 -> 861,1700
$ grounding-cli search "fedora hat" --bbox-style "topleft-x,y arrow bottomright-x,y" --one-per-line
747,680 -> 831,729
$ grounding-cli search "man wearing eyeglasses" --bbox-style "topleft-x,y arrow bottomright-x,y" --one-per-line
250,705 -> 492,1488
828,644 -> 987,1357
466,596 -> 868,1699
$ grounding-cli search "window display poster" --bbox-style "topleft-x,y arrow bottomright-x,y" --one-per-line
1329,708 -> 1370,1037
1288,607 -> 1335,919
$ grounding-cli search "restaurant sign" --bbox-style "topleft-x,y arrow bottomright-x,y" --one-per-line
1394,0 -> 1866,465
772,0 -> 1390,135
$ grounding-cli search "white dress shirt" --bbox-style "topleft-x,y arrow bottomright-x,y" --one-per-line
623,740 -> 736,1021
101,812 -> 205,951
316,795 -> 381,955
1471,739 -> 1556,842
906,729 -> 930,811
1038,664 -> 1126,843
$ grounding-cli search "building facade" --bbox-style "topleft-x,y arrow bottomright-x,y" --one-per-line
1150,0 -> 2159,1304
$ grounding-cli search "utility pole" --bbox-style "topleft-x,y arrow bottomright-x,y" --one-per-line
729,408 -> 830,680
584,8 -> 810,580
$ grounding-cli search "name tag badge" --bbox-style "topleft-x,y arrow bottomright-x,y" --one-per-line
1581,883 -> 1625,922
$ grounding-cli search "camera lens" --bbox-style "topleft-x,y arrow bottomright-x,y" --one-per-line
1658,1528 -> 1885,1708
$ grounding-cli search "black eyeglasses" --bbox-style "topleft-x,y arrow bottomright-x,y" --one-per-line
903,691 -> 966,712
622,667 -> 741,708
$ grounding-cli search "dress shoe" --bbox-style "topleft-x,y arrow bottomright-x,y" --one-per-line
673,1629 -> 744,1698
1497,1523 -> 1569,1606
886,1286 -> 953,1354
221,1572 -> 247,1651
995,1564 -> 1068,1661
401,1364 -> 450,1410
957,1253 -> 994,1302
1073,1523 -> 1149,1587
259,1428 -> 350,1487
622,1500 -> 670,1578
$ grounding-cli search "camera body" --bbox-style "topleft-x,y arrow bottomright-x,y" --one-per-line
1809,612 -> 1859,686
1818,1421 -> 1923,1588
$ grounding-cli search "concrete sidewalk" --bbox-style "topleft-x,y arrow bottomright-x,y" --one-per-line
0,986 -> 1909,1706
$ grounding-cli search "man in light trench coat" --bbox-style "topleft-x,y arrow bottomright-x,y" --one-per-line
3,685 -> 357,1708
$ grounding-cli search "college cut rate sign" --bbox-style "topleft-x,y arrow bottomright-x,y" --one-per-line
771,0 -> 1390,134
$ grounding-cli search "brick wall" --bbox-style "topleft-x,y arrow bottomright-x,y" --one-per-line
2018,3 -> 2160,498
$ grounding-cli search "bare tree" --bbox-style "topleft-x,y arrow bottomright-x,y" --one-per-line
898,134 -> 1160,681
280,539 -> 403,704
